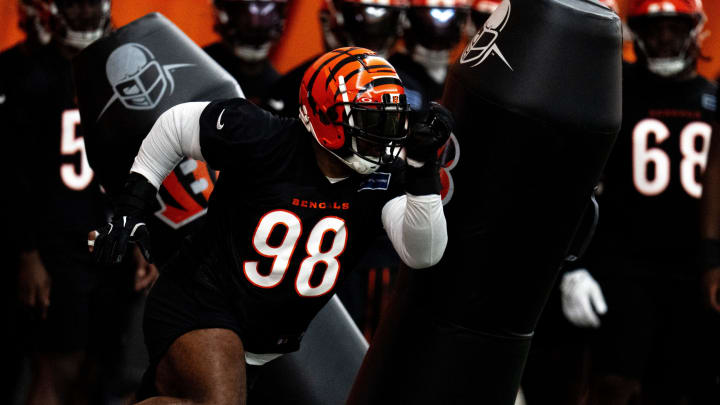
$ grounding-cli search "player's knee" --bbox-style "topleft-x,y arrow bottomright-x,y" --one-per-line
154,329 -> 247,404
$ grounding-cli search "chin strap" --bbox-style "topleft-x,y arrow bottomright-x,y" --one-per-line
50,0 -> 111,50
233,42 -> 272,62
62,28 -> 105,49
634,29 -> 697,78
645,56 -> 690,77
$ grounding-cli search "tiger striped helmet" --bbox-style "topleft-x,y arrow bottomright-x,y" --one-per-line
299,47 -> 410,174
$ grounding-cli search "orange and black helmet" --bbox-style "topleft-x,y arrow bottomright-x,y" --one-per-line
627,0 -> 706,77
299,47 -> 410,174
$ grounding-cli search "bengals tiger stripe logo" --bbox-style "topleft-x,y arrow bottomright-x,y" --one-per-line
438,133 -> 460,205
155,157 -> 217,229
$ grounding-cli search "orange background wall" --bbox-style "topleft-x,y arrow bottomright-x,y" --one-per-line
0,0 -> 324,74
1,0 -> 720,78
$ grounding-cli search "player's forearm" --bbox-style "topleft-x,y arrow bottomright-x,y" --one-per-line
130,102 -> 209,188
382,194 -> 447,269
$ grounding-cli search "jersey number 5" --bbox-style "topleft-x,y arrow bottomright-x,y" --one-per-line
60,109 -> 93,190
632,118 -> 711,198
243,210 -> 348,298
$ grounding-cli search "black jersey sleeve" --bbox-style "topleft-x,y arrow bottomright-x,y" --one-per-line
198,98 -> 297,170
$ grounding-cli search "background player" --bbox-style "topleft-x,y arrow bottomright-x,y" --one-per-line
90,47 -> 451,404
1,2 -> 54,401
1,1 -> 157,403
204,0 -> 289,106
546,1 -> 718,404
267,0 -> 408,118
388,0 -> 469,112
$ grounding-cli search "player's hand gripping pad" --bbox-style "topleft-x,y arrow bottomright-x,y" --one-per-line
348,1 -> 621,404
73,13 -> 243,264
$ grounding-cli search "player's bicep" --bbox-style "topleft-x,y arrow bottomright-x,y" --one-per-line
131,102 -> 208,189
198,98 -> 278,170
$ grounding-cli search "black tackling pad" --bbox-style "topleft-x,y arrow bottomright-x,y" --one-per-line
348,1 -> 622,404
73,12 -> 243,196
249,295 -> 368,405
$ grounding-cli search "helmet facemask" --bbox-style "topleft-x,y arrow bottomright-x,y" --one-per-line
629,14 -> 704,78
339,3 -> 403,57
405,6 -> 468,51
404,4 -> 468,83
300,48 -> 410,175
50,0 -> 111,49
214,0 -> 288,62
329,92 -> 410,174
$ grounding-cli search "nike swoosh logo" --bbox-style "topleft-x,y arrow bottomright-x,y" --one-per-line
216,108 -> 226,130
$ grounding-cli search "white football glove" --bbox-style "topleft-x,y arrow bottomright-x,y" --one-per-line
560,268 -> 607,328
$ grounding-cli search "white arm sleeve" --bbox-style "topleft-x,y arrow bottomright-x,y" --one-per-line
382,193 -> 447,269
130,102 -> 210,188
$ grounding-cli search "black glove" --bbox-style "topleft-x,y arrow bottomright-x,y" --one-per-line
404,102 -> 455,195
92,173 -> 157,264
405,102 -> 455,166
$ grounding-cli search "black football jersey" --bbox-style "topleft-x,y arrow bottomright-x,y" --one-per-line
584,62 -> 717,276
181,98 -> 406,351
0,44 -> 109,246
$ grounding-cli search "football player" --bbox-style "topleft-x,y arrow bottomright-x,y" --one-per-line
1,1 -> 156,404
17,0 -> 52,49
264,0 -> 411,333
388,0 -> 469,111
1,2 -> 52,402
204,0 -> 289,106
91,47 -> 450,404
557,0 -> 717,403
266,0 -> 408,118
